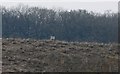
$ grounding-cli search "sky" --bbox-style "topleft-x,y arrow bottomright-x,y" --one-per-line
0,0 -> 119,2
0,0 -> 119,13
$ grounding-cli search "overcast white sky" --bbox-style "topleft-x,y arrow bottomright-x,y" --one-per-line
0,0 -> 119,13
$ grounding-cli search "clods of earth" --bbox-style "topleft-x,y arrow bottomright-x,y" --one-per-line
2,38 -> 119,72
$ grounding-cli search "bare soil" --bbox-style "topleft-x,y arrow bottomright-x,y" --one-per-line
2,38 -> 119,72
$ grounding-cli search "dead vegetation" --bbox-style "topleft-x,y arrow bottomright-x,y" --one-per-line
2,38 -> 119,72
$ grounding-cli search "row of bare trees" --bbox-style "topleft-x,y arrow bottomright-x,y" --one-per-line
2,5 -> 118,43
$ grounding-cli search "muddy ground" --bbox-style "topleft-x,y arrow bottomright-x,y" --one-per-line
2,38 -> 119,72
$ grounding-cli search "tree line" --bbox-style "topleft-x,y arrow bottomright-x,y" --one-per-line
1,5 -> 118,43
